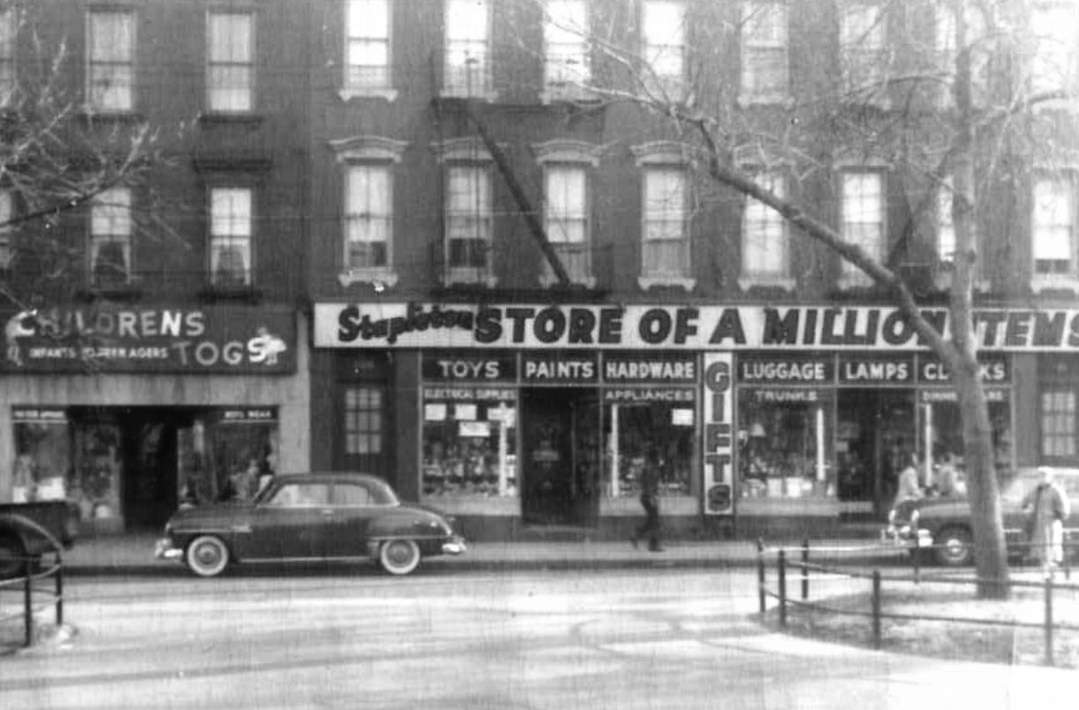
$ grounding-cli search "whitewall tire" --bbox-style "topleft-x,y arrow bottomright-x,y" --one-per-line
378,539 -> 421,576
186,535 -> 230,577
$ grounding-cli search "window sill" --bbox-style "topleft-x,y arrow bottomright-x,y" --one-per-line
835,275 -> 875,292
538,89 -> 599,105
198,112 -> 265,127
443,269 -> 498,288
738,275 -> 795,292
1031,275 -> 1079,295
338,88 -> 398,102
637,276 -> 696,291
538,272 -> 596,289
338,268 -> 399,289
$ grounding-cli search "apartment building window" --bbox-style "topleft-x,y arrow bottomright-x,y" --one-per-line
344,386 -> 383,456
0,190 -> 12,272
839,170 -> 884,288
1031,1 -> 1078,96
641,167 -> 690,285
1032,175 -> 1076,279
444,0 -> 491,98
343,0 -> 394,99
642,0 -> 685,97
446,165 -> 493,284
840,3 -> 888,103
1041,389 -> 1077,458
543,0 -> 590,101
0,9 -> 15,105
87,10 -> 135,112
740,170 -> 791,289
207,11 -> 253,113
90,187 -> 132,287
937,178 -> 956,264
345,164 -> 392,272
210,187 -> 253,287
543,165 -> 591,285
740,2 -> 788,104
934,4 -> 988,106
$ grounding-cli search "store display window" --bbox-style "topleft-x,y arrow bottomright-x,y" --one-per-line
422,388 -> 518,497
737,389 -> 835,499
177,408 -> 279,505
920,393 -> 1012,493
71,420 -> 123,523
604,395 -> 695,498
11,408 -> 71,504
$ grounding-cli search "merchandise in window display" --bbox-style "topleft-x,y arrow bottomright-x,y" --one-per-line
738,405 -> 831,499
423,402 -> 517,497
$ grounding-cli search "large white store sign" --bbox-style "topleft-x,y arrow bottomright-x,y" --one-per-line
702,353 -> 734,516
316,302 -> 1079,351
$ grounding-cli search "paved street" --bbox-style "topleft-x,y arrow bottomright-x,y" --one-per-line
2,567 -> 1077,709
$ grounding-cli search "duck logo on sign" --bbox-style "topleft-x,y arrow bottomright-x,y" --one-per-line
4,309 -> 37,367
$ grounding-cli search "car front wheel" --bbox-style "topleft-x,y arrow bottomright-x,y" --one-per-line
0,535 -> 26,579
935,526 -> 974,567
378,539 -> 421,575
186,535 -> 230,577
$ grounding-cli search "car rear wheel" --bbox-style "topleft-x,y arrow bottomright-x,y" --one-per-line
186,535 -> 230,577
935,526 -> 974,567
378,539 -> 421,576
0,535 -> 26,579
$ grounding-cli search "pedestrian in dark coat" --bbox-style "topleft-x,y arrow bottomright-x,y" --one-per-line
631,450 -> 664,552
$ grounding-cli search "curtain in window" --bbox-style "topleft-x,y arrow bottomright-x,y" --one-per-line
91,188 -> 132,286
545,165 -> 589,281
643,1 -> 685,93
346,0 -> 390,89
742,171 -> 787,277
209,13 -> 253,111
445,0 -> 489,96
1033,178 -> 1074,274
741,3 -> 788,100
545,0 -> 589,94
446,166 -> 491,269
211,188 -> 252,286
88,12 -> 134,111
840,4 -> 886,94
643,167 -> 687,275
346,165 -> 391,268
841,172 -> 884,282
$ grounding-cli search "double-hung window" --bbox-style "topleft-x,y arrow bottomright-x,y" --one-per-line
208,11 -> 254,113
543,165 -> 591,285
445,165 -> 493,284
210,187 -> 253,287
741,170 -> 790,288
642,1 -> 685,98
0,9 -> 15,105
344,0 -> 393,98
1031,2 -> 1079,97
641,166 -> 690,286
1032,175 -> 1076,279
740,2 -> 788,104
345,164 -> 392,271
937,177 -> 956,265
90,187 -> 132,287
543,0 -> 590,101
840,3 -> 887,103
839,171 -> 885,288
444,0 -> 491,98
87,10 -> 135,112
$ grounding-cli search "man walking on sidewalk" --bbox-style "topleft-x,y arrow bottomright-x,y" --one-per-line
631,449 -> 664,552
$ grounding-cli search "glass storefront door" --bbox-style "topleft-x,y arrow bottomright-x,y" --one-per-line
520,387 -> 597,526
836,389 -> 915,518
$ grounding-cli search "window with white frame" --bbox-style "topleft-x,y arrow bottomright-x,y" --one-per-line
90,187 -> 132,287
840,3 -> 887,101
344,0 -> 392,96
87,10 -> 135,112
0,9 -> 15,105
210,187 -> 253,287
544,0 -> 590,100
642,0 -> 685,97
0,190 -> 12,271
1031,1 -> 1078,96
1032,175 -> 1075,276
839,170 -> 885,287
208,11 -> 253,112
345,163 -> 392,271
740,2 -> 788,103
741,170 -> 789,284
642,166 -> 689,281
444,0 -> 490,98
445,165 -> 493,282
543,164 -> 591,284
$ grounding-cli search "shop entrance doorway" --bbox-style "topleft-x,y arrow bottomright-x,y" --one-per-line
836,390 -> 915,518
520,388 -> 599,527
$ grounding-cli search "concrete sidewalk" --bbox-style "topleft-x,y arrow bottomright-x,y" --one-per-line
58,533 -> 904,575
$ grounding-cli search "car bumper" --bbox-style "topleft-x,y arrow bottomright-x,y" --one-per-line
154,538 -> 183,561
441,536 -> 467,556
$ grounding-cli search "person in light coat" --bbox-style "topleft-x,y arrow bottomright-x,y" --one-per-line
1022,467 -> 1071,577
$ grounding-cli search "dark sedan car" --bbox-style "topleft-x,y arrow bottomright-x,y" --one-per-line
883,466 -> 1079,566
155,472 -> 466,577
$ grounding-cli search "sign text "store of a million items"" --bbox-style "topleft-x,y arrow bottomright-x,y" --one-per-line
316,303 -> 1079,352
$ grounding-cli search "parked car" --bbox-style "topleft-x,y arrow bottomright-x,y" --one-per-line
883,466 -> 1079,566
155,472 -> 466,577
0,501 -> 79,578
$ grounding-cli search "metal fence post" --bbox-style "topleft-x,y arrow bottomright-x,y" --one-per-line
911,530 -> 920,583
1044,575 -> 1055,666
778,549 -> 787,628
23,558 -> 33,648
801,538 -> 809,600
871,570 -> 882,650
756,538 -> 766,614
55,556 -> 64,626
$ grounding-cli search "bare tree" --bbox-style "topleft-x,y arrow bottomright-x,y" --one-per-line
0,4 -> 184,312
510,0 -> 1079,597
